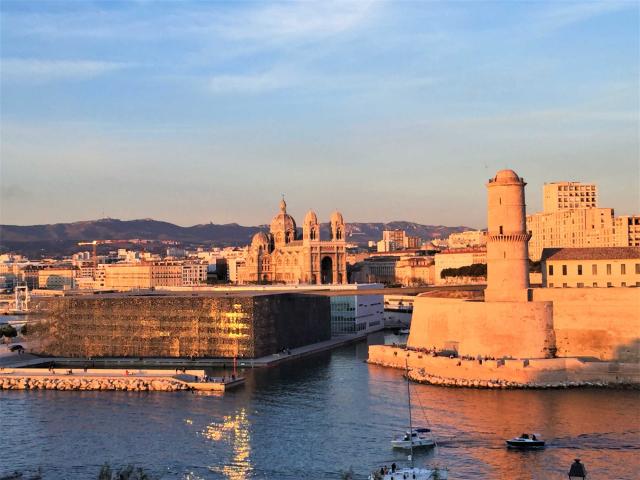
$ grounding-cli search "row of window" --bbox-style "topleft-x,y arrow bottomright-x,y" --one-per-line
549,263 -> 640,276
556,185 -> 595,191
548,282 -> 639,288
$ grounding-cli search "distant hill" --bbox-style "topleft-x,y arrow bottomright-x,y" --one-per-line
0,218 -> 471,257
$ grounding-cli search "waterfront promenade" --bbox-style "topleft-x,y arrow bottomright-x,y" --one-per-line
0,331 -> 370,370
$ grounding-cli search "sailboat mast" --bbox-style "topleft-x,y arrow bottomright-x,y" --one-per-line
406,359 -> 413,465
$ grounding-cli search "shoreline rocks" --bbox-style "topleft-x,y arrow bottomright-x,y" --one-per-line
367,359 -> 640,390
0,376 -> 190,392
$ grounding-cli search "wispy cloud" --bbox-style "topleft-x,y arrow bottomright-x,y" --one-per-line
208,71 -> 292,94
218,1 -> 377,41
1,59 -> 130,82
206,68 -> 438,95
531,1 -> 633,32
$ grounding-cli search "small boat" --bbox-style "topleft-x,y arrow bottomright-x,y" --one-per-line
506,433 -> 545,449
369,465 -> 448,480
391,428 -> 436,450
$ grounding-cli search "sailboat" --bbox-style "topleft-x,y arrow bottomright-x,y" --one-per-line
369,362 -> 446,480
390,361 -> 436,450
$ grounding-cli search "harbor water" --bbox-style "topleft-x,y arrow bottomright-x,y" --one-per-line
1,335 -> 638,479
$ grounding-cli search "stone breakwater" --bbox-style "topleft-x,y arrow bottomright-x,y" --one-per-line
0,376 -> 189,392
407,368 -> 638,389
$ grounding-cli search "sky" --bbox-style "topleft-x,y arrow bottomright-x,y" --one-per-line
0,0 -> 638,228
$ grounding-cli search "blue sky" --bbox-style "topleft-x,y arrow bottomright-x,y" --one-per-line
1,0 -> 638,228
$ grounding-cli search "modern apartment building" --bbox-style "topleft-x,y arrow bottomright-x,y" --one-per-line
542,181 -> 597,212
38,267 -> 76,290
377,229 -> 421,252
447,230 -> 487,249
95,262 -> 183,290
181,262 -> 208,286
527,182 -> 638,260
541,247 -> 640,288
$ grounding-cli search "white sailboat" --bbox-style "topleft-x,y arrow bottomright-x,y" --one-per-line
369,361 -> 446,480
391,362 -> 436,451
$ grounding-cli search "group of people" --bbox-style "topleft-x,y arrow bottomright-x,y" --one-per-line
193,373 -> 237,383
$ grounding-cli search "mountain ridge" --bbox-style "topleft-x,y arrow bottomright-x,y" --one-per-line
0,218 -> 473,257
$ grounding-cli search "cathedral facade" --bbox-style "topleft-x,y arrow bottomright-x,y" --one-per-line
237,198 -> 348,285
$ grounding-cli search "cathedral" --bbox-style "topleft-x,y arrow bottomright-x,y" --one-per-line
237,198 -> 348,285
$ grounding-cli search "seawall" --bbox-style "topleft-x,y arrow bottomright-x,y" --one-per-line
368,345 -> 640,389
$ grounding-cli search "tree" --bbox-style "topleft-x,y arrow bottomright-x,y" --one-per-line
0,324 -> 18,338
440,263 -> 487,279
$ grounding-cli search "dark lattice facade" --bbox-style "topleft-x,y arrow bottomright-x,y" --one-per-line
31,293 -> 330,358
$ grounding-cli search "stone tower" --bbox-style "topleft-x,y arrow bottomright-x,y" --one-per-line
485,169 -> 531,302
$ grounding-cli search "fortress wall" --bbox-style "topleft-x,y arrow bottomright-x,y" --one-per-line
531,288 -> 640,361
407,297 -> 554,358
368,346 -> 640,386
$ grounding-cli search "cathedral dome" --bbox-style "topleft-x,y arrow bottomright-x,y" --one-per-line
493,169 -> 521,183
251,231 -> 270,249
270,197 -> 297,239
304,210 -> 318,225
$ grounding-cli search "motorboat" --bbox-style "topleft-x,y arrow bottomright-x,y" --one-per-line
506,433 -> 545,449
391,428 -> 436,449
369,465 -> 448,480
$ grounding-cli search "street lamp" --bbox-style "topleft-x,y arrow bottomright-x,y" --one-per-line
568,459 -> 587,479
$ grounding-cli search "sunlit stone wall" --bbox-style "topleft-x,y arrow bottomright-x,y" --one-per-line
31,293 -> 330,359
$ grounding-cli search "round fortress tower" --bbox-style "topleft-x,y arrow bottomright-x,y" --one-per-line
485,169 -> 531,302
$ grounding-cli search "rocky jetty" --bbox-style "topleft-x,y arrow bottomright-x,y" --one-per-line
407,368 -> 638,389
0,376 -> 189,392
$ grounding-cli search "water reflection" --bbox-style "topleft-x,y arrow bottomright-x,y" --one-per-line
1,342 -> 638,479
199,409 -> 251,480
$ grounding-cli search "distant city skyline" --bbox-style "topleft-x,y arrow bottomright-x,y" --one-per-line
1,0 -> 638,228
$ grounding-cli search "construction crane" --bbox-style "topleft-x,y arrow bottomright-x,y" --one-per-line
77,240 -> 100,270
77,239 -> 130,270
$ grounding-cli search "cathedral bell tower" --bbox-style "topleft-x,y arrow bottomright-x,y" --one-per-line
485,169 -> 531,302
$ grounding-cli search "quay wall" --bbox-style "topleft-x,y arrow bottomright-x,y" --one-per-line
531,288 -> 640,361
368,345 -> 640,388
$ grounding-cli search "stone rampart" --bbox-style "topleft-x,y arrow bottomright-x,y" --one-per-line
531,288 -> 640,361
407,296 -> 554,358
368,345 -> 640,388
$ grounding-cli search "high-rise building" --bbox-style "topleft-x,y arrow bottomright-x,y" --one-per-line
527,181 -> 638,260
542,181 -> 597,213
377,229 -> 421,252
